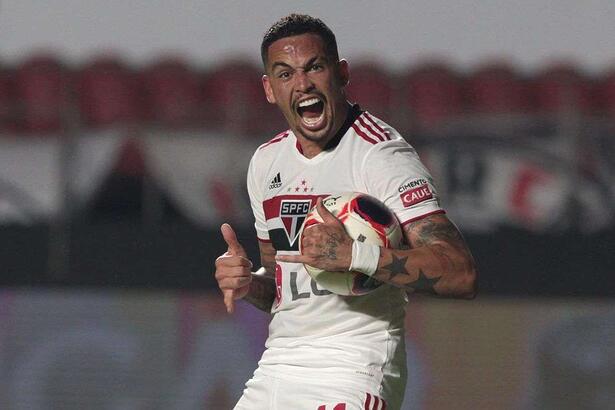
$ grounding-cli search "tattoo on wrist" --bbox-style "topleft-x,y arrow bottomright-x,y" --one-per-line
323,232 -> 341,260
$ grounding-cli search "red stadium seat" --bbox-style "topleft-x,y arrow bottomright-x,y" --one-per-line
597,69 -> 615,118
532,63 -> 594,114
142,57 -> 201,128
15,55 -> 70,134
465,62 -> 530,114
77,56 -> 140,128
0,66 -> 15,132
202,59 -> 283,136
402,61 -> 463,131
346,63 -> 395,120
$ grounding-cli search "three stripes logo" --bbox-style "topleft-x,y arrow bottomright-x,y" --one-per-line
269,172 -> 282,189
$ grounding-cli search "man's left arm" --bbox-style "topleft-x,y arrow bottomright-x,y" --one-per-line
276,199 -> 477,299
373,213 -> 477,298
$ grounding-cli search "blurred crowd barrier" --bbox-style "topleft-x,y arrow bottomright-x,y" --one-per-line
0,54 -> 614,293
0,289 -> 613,410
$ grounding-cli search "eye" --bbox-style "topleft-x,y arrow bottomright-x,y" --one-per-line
309,64 -> 324,72
278,71 -> 291,80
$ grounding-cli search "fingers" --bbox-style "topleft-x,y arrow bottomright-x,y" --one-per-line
223,289 -> 235,314
275,254 -> 308,264
215,227 -> 252,314
216,253 -> 253,269
315,197 -> 340,225
221,223 -> 246,256
218,273 -> 251,314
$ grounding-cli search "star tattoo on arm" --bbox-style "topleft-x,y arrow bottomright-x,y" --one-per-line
406,269 -> 441,295
381,254 -> 442,295
382,254 -> 409,281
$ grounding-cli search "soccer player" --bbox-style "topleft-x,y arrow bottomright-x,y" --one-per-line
214,14 -> 477,410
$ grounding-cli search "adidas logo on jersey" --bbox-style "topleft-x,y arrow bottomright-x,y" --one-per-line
269,172 -> 282,189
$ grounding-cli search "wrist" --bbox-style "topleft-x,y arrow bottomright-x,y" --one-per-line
349,240 -> 380,277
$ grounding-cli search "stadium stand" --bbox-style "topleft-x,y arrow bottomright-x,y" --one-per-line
0,66 -> 14,132
464,62 -> 530,114
76,56 -> 141,128
346,62 -> 396,122
142,57 -> 202,129
401,61 -> 463,132
15,55 -> 70,134
532,63 -> 594,114
201,60 -> 283,136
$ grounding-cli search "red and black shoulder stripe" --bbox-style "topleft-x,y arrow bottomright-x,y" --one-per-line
351,112 -> 392,145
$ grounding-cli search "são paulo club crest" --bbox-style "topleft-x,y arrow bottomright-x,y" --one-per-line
279,199 -> 312,246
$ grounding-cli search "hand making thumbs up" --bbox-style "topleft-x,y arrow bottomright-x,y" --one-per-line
215,223 -> 253,313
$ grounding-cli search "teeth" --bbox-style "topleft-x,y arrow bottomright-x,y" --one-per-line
303,112 -> 324,125
298,97 -> 321,108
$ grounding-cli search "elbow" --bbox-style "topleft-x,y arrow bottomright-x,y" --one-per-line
460,266 -> 478,299
439,265 -> 477,299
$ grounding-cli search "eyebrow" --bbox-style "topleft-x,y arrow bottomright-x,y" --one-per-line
270,56 -> 324,72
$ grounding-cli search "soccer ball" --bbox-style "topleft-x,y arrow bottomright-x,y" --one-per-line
299,192 -> 403,296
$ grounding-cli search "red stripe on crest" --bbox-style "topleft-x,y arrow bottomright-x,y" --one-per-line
372,396 -> 380,410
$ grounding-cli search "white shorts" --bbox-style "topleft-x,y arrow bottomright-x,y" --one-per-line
233,369 -> 390,410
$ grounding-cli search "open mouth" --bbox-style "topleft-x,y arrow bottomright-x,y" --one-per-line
296,97 -> 325,126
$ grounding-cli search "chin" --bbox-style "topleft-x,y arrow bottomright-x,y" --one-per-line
298,125 -> 331,143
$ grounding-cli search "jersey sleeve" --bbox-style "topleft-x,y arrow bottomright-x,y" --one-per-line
246,153 -> 270,241
362,139 -> 444,226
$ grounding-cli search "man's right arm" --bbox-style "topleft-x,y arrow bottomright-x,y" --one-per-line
242,241 -> 277,313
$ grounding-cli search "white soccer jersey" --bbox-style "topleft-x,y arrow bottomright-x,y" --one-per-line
246,105 -> 444,408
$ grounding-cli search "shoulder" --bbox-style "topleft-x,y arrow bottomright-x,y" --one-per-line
250,130 -> 290,166
249,129 -> 291,179
349,112 -> 418,160
257,130 -> 291,152
349,111 -> 410,149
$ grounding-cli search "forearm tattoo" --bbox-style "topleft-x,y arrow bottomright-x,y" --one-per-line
381,254 -> 409,281
406,269 -> 440,295
381,254 -> 441,294
243,274 -> 276,314
408,215 -> 466,249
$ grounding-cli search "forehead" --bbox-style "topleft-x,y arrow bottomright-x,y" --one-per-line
267,33 -> 327,66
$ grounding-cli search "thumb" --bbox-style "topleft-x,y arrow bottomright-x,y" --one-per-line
316,197 -> 340,225
221,223 -> 246,256
223,289 -> 235,314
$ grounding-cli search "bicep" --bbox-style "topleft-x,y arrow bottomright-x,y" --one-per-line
258,241 -> 277,276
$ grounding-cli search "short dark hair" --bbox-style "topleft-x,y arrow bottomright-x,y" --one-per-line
261,14 -> 339,68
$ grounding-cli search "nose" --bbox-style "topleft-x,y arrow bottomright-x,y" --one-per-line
295,70 -> 314,92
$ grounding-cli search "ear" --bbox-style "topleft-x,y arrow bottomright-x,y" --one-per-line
337,59 -> 350,87
262,75 -> 277,104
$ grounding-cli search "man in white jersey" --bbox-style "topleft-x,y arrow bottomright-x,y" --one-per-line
214,14 -> 477,410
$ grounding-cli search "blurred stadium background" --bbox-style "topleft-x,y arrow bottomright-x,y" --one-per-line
1,1 -> 614,409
